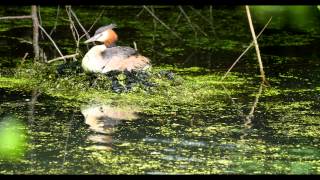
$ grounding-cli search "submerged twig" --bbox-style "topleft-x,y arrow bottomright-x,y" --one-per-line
179,6 -> 208,37
37,6 -> 44,39
21,53 -> 29,64
49,6 -> 60,36
221,17 -> 272,81
173,11 -> 182,29
136,7 -> 145,18
85,8 -> 105,35
178,6 -> 197,37
143,6 -> 182,40
189,6 -> 217,36
245,5 -> 268,85
79,8 -> 105,48
69,7 -> 90,40
66,6 -> 80,54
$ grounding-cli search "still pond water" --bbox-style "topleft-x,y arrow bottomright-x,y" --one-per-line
0,6 -> 320,174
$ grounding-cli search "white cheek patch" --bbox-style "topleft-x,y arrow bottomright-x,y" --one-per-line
96,31 -> 109,42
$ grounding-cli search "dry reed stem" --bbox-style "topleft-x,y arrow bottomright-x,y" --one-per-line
245,5 -> 268,84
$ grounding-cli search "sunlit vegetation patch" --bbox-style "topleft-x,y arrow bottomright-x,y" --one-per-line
0,77 -> 37,90
0,62 -> 250,115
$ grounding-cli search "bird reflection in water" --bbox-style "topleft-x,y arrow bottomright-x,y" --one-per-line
81,104 -> 139,150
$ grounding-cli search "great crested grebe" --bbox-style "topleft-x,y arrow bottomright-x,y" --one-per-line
82,24 -> 152,92
82,24 -> 152,91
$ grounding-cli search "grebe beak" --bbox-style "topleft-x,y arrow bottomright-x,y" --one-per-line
84,33 -> 102,43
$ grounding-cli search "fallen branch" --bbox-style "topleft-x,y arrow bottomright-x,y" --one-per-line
47,53 -> 79,63
221,17 -> 272,81
0,15 -> 32,20
38,24 -> 66,62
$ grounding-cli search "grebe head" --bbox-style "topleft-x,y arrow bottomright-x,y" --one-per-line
84,23 -> 118,47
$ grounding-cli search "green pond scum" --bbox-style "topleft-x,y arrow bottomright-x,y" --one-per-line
0,6 -> 320,174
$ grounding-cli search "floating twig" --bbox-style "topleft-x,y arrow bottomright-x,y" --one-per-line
0,15 -> 32,20
47,53 -> 79,64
